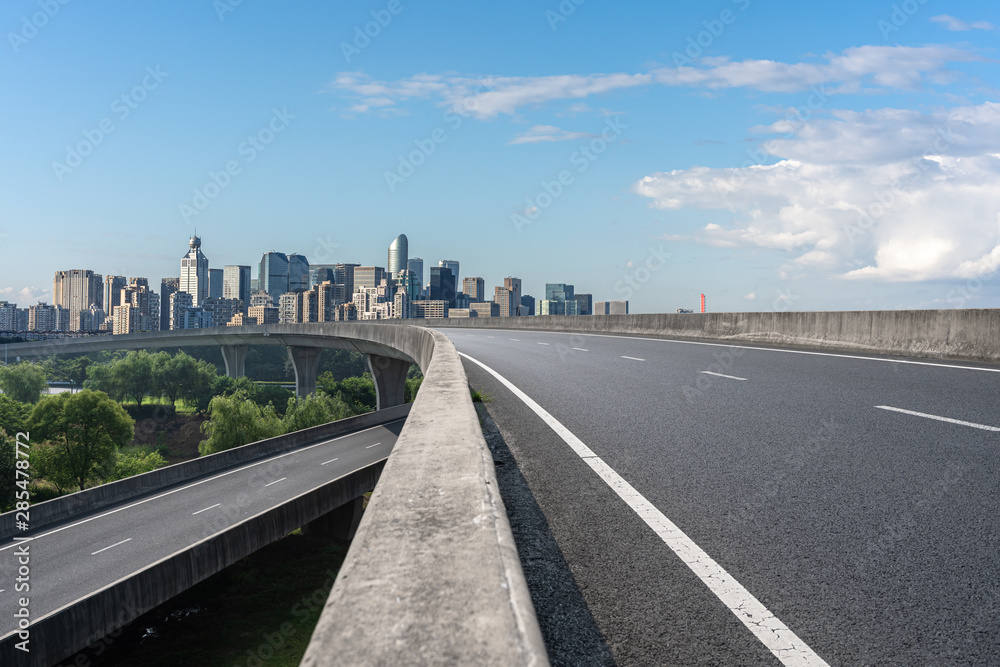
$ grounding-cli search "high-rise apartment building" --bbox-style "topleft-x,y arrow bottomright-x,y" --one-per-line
0,302 -> 17,331
28,302 -> 67,332
103,275 -> 127,313
494,287 -> 516,317
504,277 -> 522,312
53,270 -> 103,329
180,236 -> 209,306
160,278 -> 179,331
223,265 -> 252,304
388,234 -> 408,276
334,263 -> 360,304
209,268 -> 224,299
463,277 -> 485,303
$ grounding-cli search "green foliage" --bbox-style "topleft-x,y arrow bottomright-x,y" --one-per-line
199,390 -> 283,456
252,384 -> 296,416
0,395 -> 30,437
85,360 -> 125,402
405,377 -> 422,403
114,351 -> 156,408
319,373 -> 376,414
0,431 -> 16,512
470,388 -> 491,403
155,351 -> 218,411
110,446 -> 168,481
29,389 -> 135,491
0,361 -> 48,404
281,393 -> 352,433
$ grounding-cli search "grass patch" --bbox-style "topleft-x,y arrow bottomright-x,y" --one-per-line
76,532 -> 348,667
470,387 -> 491,403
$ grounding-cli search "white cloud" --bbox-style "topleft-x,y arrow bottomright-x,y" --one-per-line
930,15 -> 994,31
509,124 -> 595,145
634,101 -> 1000,282
328,45 -> 980,118
744,292 -> 757,301
0,286 -> 49,304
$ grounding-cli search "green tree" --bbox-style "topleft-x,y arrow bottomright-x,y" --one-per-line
0,361 -> 48,404
199,390 -> 282,456
0,395 -> 31,437
113,351 -> 156,408
29,390 -> 135,491
320,374 -> 376,414
85,362 -> 125,402
282,393 -> 352,433
109,446 -> 168,481
0,431 -> 17,512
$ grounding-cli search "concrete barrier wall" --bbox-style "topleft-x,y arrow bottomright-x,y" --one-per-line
0,463 -> 386,667
416,309 -> 1000,363
0,403 -> 411,541
302,328 -> 549,666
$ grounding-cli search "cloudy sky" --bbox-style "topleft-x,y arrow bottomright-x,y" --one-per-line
1,1 -> 998,312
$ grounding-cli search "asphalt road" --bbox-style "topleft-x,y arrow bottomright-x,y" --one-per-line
0,419 -> 402,642
442,327 -> 1000,666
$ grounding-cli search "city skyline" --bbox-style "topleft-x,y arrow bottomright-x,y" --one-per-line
2,2 -> 999,313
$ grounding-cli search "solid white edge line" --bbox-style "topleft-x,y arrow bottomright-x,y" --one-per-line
459,350 -> 829,667
264,478 -> 287,487
876,406 -> 1000,432
0,418 -> 406,553
701,371 -> 748,381
192,503 -> 221,515
437,326 -> 1000,374
91,538 -> 131,556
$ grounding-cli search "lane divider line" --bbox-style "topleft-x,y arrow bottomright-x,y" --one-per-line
366,442 -> 383,449
320,458 -> 339,466
91,538 -> 131,556
264,478 -> 287,487
621,356 -> 646,361
459,351 -> 829,667
192,504 -> 221,515
572,348 -> 589,352
876,406 -> 1000,432
537,342 -> 550,346
701,371 -> 748,381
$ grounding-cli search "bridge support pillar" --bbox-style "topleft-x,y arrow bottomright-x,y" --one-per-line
220,344 -> 248,378
368,354 -> 408,410
288,346 -> 322,398
302,496 -> 365,543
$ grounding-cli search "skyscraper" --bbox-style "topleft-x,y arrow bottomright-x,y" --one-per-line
463,277 -> 485,302
439,260 -> 460,291
223,265 -> 252,304
160,278 -> 179,331
353,266 -> 386,291
288,253 -> 310,292
504,277 -> 522,314
388,234 -> 408,277
53,269 -> 103,316
259,251 -> 289,303
208,268 -> 224,299
407,257 -> 424,293
430,267 -> 456,307
180,235 -> 209,306
104,275 -> 127,313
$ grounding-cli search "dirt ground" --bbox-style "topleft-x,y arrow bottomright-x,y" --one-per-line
131,410 -> 208,464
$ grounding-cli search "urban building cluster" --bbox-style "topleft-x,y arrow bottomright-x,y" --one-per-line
0,234 -> 629,334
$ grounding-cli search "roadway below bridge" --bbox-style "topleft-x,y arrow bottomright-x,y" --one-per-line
442,327 -> 1000,666
0,419 -> 402,649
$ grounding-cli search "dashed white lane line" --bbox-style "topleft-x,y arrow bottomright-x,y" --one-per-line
459,351 -> 829,667
92,538 -> 131,556
621,356 -> 645,361
192,504 -> 221,515
701,371 -> 748,381
510,338 -> 520,341
365,442 -> 383,449
264,478 -> 287,487
572,348 -> 589,352
320,458 -> 339,466
537,342 -> 550,346
876,406 -> 1000,432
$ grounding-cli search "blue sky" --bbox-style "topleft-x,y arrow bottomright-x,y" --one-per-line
1,0 -> 998,313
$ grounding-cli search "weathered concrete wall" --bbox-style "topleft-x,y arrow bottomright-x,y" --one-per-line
0,463 -> 385,667
414,309 -> 1000,363
0,404 -> 411,541
302,329 -> 549,667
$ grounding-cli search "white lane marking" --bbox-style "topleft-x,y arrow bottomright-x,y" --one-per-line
439,327 -> 1000,374
91,538 -> 131,556
460,351 -> 829,667
321,458 -> 339,465
264,478 -> 287,487
0,419 -> 405,553
487,336 -> 495,339
572,348 -> 589,352
192,503 -> 221,515
701,371 -> 747,381
621,356 -> 645,361
876,406 -> 1000,432
537,342 -> 550,346
365,442 -> 383,449
510,338 -> 520,341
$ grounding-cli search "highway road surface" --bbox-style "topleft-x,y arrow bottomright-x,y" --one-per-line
0,419 -> 402,643
443,327 -> 1000,666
